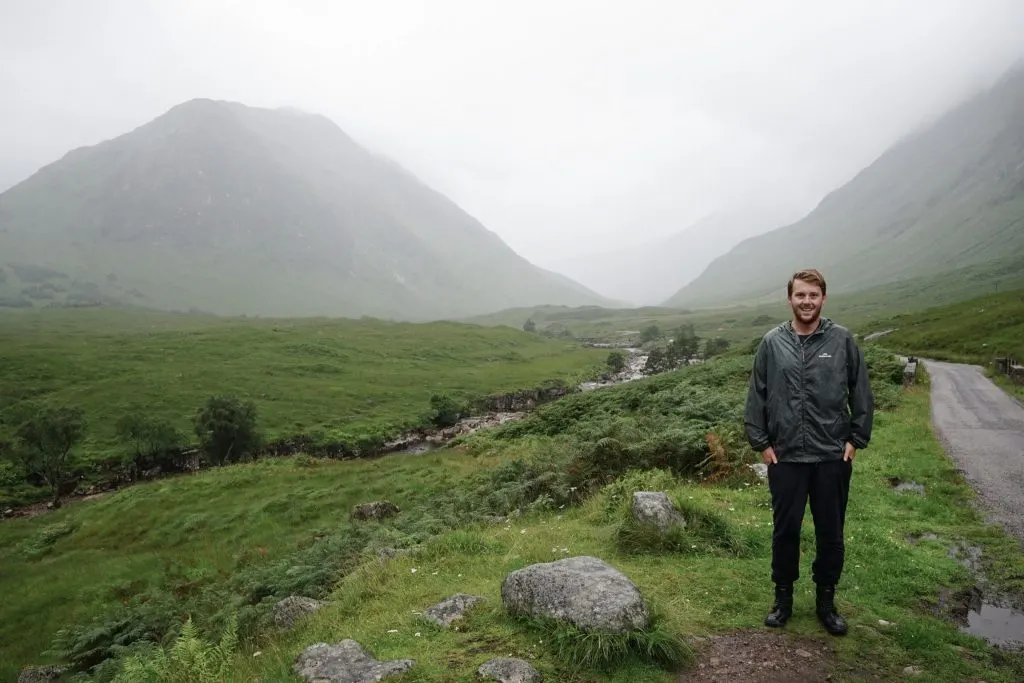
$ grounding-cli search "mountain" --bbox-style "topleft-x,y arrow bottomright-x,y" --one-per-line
0,99 -> 613,319
553,206 -> 803,306
665,65 -> 1024,309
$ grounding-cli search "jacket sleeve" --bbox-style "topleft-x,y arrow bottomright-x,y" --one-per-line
847,335 -> 874,449
744,339 -> 771,451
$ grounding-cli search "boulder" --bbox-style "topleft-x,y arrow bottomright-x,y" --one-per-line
423,593 -> 486,628
294,640 -> 414,683
18,666 -> 67,683
275,595 -> 327,629
500,555 -> 650,633
351,500 -> 400,521
630,491 -> 685,532
477,657 -> 543,682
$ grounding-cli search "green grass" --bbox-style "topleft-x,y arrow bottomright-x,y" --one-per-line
4,345 -> 1023,682
0,307 -> 605,500
222,386 -> 1024,683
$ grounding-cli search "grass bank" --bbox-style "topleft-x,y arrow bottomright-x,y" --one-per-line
5,345 -> 1022,681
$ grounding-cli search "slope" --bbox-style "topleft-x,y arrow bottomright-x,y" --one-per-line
0,99 -> 613,320
553,207 -> 802,305
666,65 -> 1024,309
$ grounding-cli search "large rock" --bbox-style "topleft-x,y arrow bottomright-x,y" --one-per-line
18,666 -> 67,683
631,491 -> 686,532
275,595 -> 327,629
500,556 -> 650,633
423,593 -> 486,628
293,640 -> 414,682
478,657 -> 543,682
351,500 -> 400,521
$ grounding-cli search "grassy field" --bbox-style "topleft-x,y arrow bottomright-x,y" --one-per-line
460,261 -> 1024,347
859,289 -> 1024,400
3,345 -> 1022,682
0,307 -> 607,504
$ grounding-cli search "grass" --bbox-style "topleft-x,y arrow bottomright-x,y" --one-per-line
4,346 -> 1023,682
0,307 -> 606,502
216,386 -> 1023,682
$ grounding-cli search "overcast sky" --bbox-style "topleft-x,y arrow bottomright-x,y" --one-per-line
3,0 -> 1024,270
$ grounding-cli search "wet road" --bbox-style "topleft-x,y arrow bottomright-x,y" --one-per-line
925,360 -> 1024,545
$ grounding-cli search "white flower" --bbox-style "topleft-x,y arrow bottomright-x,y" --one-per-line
415,632 -> 422,637
410,568 -> 417,573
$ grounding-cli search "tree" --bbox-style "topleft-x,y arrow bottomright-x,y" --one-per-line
522,318 -> 537,333
428,393 -> 463,428
704,337 -> 731,359
12,404 -> 87,507
115,412 -> 185,479
639,325 -> 661,343
193,396 -> 261,466
606,350 -> 627,374
668,323 -> 700,361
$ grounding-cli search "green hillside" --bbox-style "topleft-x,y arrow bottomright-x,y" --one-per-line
666,66 -> 1024,309
860,289 -> 1024,364
0,99 -> 612,320
0,308 -> 605,505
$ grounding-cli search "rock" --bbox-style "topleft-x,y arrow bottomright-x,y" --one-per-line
500,555 -> 650,633
293,640 -> 414,682
795,648 -> 812,658
423,593 -> 486,628
749,463 -> 768,482
478,657 -> 543,682
275,596 -> 327,629
631,491 -> 686,532
18,666 -> 67,683
351,500 -> 400,521
377,546 -> 413,561
903,665 -> 924,676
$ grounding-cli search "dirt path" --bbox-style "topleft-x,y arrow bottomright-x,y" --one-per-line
924,360 -> 1024,545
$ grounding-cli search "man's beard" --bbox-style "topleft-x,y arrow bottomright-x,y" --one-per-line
792,302 -> 821,325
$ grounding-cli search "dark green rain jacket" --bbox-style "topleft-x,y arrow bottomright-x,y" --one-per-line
744,317 -> 874,463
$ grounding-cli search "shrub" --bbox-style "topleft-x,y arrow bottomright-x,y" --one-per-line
116,412 -> 187,479
111,616 -> 238,683
428,393 -> 463,428
193,396 -> 260,466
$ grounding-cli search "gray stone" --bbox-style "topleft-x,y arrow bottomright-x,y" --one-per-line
18,666 -> 67,683
294,640 -> 414,682
631,491 -> 685,532
500,555 -> 650,633
351,500 -> 400,521
275,595 -> 327,629
477,657 -> 543,682
423,593 -> 486,627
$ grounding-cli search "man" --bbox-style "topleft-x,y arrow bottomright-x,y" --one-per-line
744,268 -> 873,636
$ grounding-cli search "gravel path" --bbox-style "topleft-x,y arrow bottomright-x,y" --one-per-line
925,360 -> 1024,545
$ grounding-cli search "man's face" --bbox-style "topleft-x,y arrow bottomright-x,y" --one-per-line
789,279 -> 825,326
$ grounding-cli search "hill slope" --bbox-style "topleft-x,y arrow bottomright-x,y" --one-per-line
553,207 -> 801,306
666,66 -> 1024,308
0,99 -> 612,319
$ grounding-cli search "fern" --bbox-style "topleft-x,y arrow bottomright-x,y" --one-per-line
112,616 -> 238,683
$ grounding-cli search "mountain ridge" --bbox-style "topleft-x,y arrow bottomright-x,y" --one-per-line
665,65 -> 1024,308
0,98 -> 614,320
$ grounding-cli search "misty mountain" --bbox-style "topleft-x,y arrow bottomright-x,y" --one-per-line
665,65 -> 1024,309
553,207 -> 803,305
0,99 -> 612,319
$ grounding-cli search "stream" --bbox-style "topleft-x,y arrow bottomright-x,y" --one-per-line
388,347 -> 649,455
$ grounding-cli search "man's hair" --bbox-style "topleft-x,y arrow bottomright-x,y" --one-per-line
787,269 -> 827,297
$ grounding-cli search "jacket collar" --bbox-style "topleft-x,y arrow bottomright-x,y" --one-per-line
783,316 -> 833,340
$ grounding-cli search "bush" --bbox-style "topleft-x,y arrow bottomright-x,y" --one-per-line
428,393 -> 463,428
116,413 -> 187,479
111,616 -> 237,683
193,396 -> 261,466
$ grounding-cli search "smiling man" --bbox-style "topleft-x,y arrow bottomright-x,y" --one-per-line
744,268 -> 874,636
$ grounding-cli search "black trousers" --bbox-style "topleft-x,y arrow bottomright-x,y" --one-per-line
767,459 -> 853,586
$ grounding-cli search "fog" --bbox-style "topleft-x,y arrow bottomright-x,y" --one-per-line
3,0 -> 1024,299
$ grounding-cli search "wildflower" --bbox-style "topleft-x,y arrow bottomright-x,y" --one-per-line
411,568 -> 417,573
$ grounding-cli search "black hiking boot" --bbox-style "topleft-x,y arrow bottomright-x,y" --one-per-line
764,583 -> 793,628
816,583 -> 848,636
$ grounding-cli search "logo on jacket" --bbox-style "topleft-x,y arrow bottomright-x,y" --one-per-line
818,352 -> 832,358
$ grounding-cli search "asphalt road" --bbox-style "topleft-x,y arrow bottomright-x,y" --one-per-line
925,360 -> 1024,545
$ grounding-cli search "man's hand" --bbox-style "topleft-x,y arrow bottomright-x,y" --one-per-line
843,442 -> 856,462
762,446 -> 777,465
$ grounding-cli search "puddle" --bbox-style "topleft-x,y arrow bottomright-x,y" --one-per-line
888,477 -> 925,494
962,601 -> 1024,651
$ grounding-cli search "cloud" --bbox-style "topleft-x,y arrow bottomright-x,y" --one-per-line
3,0 -> 1024,265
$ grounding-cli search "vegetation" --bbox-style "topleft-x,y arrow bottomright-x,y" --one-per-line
0,308 -> 606,506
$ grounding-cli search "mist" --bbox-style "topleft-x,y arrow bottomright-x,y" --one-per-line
3,0 -> 1024,294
